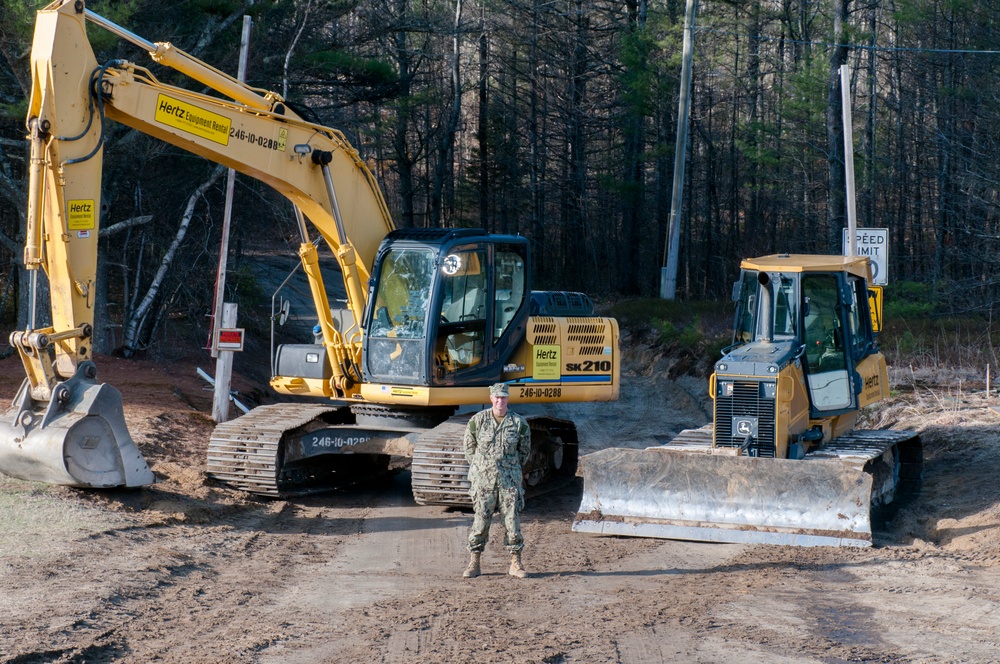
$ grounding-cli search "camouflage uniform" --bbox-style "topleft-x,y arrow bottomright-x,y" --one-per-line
464,407 -> 531,554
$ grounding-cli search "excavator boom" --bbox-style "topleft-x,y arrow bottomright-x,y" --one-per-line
0,1 -> 392,487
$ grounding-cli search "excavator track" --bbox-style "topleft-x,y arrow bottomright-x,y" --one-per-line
411,415 -> 579,508
210,403 -> 584,504
207,403 -> 339,497
411,415 -> 473,507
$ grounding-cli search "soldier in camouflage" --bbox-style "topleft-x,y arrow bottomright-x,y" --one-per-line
461,382 -> 532,579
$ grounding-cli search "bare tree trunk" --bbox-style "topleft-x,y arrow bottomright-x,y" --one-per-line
431,0 -> 463,227
621,0 -> 648,295
122,166 -> 225,357
393,0 -> 417,228
727,16 -> 742,262
478,10 -> 489,232
934,6 -> 958,283
745,0 -> 763,254
91,215 -> 153,354
282,0 -> 314,100
863,3 -> 877,228
529,0 -> 544,282
564,1 -> 590,286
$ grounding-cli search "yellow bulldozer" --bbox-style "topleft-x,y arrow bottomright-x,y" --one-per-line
0,1 -> 620,506
573,254 -> 922,547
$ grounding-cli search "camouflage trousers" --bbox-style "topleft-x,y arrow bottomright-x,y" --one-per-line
467,484 -> 524,554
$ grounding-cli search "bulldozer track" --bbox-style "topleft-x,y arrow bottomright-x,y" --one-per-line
206,403 -> 339,497
806,429 -> 923,504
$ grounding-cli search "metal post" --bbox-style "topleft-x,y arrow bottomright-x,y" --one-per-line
212,303 -> 237,423
661,0 -> 697,299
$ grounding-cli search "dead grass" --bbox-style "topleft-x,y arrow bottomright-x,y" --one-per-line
880,316 -> 1000,390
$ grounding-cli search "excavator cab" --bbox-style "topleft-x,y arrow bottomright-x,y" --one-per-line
363,228 -> 529,388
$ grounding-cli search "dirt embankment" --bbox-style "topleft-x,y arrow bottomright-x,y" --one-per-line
1,342 -> 1000,663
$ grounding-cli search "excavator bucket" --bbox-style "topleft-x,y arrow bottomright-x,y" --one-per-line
0,363 -> 153,488
572,447 -> 874,547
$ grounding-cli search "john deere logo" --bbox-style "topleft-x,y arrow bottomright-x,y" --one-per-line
733,417 -> 758,437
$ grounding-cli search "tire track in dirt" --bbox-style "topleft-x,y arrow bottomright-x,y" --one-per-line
0,484 -> 370,662
259,474 -> 470,663
5,348 -> 1000,662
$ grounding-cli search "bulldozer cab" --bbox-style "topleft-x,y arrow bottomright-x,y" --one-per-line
732,257 -> 879,418
363,229 -> 529,387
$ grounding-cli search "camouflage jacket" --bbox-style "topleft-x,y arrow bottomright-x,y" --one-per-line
463,409 -> 531,491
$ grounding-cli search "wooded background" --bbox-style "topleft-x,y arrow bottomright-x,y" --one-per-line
0,0 -> 995,355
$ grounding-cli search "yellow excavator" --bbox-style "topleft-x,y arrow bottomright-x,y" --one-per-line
0,1 -> 620,505
573,254 -> 922,547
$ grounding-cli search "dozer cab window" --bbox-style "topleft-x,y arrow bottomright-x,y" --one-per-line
493,247 -> 527,343
367,248 -> 435,380
436,249 -> 487,373
802,274 -> 851,410
732,270 -> 757,345
847,276 -> 873,361
771,275 -> 797,340
751,272 -> 796,342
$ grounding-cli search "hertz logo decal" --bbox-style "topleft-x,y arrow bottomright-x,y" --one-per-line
864,372 -> 880,391
67,199 -> 96,230
155,94 -> 231,145
533,345 -> 560,380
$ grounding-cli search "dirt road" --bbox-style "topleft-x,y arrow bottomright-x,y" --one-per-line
1,347 -> 999,663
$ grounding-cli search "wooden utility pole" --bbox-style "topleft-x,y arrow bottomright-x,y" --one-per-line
211,15 -> 252,423
661,0 -> 697,299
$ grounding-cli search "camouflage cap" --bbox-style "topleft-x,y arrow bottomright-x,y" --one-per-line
489,383 -> 510,397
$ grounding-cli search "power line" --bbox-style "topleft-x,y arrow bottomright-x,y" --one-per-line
694,26 -> 1000,56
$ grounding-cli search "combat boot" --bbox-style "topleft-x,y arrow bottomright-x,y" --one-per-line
508,551 -> 527,578
462,552 -> 481,578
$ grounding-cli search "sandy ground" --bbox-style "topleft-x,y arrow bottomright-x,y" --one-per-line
1,338 -> 1000,663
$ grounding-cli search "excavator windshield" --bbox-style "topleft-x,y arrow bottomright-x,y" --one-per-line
367,248 -> 434,381
370,248 -> 434,339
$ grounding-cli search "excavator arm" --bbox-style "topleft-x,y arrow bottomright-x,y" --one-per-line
0,0 -> 394,487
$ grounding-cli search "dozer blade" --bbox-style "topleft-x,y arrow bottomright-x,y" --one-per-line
572,447 -> 874,547
0,363 -> 153,488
